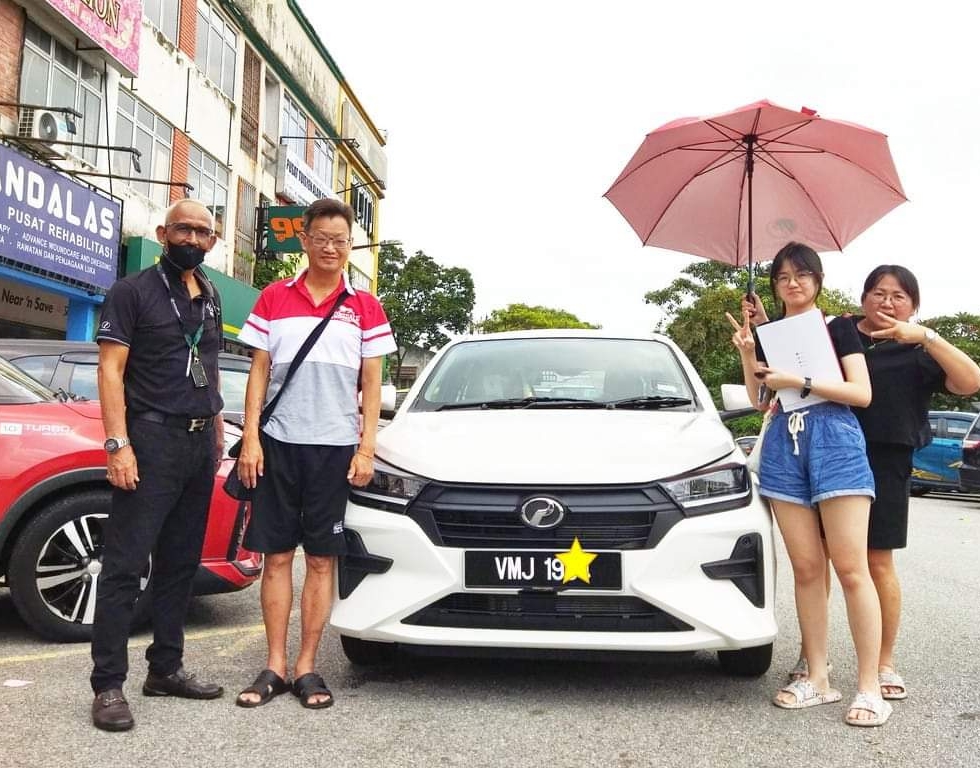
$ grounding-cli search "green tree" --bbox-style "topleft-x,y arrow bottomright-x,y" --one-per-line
921,312 -> 980,411
645,261 -> 859,434
477,304 -> 599,333
377,242 -> 475,383
252,253 -> 301,290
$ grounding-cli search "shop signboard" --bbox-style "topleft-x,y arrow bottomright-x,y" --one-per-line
42,0 -> 142,78
265,205 -> 305,253
275,146 -> 333,206
0,144 -> 122,291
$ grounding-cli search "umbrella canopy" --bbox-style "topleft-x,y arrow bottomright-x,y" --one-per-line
604,100 -> 907,284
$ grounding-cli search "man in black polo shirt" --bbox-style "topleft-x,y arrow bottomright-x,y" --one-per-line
89,200 -> 226,732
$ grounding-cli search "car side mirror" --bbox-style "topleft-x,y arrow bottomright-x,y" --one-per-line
380,384 -> 397,418
719,383 -> 757,422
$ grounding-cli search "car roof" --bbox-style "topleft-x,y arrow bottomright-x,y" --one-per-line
928,410 -> 977,420
0,338 -> 250,363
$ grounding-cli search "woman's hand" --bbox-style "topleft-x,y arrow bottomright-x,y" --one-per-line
868,312 -> 932,345
753,366 -> 801,392
741,293 -> 769,325
726,309 -> 756,354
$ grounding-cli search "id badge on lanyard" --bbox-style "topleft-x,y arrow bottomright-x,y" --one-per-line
158,265 -> 210,389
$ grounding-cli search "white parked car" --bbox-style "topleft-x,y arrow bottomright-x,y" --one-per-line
333,330 -> 776,675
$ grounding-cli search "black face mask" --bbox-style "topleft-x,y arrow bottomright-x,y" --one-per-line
164,243 -> 207,271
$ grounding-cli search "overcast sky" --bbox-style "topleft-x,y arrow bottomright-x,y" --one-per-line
298,0 -> 978,332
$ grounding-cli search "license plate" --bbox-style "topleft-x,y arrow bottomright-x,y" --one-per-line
464,550 -> 622,590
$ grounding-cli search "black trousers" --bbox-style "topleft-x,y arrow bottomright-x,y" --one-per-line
90,418 -> 216,694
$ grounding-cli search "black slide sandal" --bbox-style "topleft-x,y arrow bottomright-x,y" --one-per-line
236,669 -> 290,708
292,672 -> 334,709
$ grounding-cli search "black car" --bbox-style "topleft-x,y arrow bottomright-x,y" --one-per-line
0,339 -> 251,425
960,414 -> 980,493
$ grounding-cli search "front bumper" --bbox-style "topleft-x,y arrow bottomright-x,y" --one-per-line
331,499 -> 776,653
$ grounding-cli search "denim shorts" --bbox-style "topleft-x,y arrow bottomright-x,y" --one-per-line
757,401 -> 875,508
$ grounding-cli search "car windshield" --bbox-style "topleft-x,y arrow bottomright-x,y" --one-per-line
411,337 -> 697,412
0,356 -> 58,404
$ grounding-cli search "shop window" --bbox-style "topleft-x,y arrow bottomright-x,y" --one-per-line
195,0 -> 237,98
188,145 -> 229,238
312,131 -> 334,189
281,93 -> 307,159
114,90 -> 173,208
351,175 -> 375,238
20,20 -> 103,166
144,0 -> 179,42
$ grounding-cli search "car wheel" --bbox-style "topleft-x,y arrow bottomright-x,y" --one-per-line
717,642 -> 773,677
340,634 -> 396,666
910,486 -> 929,497
7,490 -> 152,642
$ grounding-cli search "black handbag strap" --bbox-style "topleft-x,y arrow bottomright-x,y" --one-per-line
258,288 -> 350,427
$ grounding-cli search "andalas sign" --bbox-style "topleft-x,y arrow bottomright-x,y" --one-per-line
0,143 -> 122,291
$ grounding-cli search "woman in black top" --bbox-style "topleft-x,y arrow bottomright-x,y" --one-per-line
848,265 -> 980,699
745,264 -> 980,702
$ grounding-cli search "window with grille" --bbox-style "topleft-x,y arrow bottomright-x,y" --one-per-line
188,145 -> 229,237
234,180 -> 258,283
20,20 -> 103,166
240,45 -> 260,158
351,174 -> 375,238
195,0 -> 237,98
115,90 -> 173,207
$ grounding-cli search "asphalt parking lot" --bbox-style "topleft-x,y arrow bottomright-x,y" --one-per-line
1,493 -> 979,768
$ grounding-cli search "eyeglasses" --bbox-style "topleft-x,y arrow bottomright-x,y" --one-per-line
166,222 -> 215,239
774,270 -> 816,286
867,290 -> 911,305
305,233 -> 351,250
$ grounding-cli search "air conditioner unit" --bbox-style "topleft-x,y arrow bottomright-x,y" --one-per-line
17,109 -> 73,144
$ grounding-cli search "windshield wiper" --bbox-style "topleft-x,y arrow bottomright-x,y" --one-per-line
606,395 -> 693,409
436,396 -> 604,411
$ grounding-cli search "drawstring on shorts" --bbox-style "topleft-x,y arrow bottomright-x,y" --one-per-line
787,410 -> 809,455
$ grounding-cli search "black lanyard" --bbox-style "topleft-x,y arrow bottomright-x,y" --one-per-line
156,264 -> 208,370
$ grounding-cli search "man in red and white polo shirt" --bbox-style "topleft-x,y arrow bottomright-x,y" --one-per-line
234,198 -> 395,709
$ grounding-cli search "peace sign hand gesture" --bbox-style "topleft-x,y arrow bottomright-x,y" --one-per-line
726,309 -> 756,355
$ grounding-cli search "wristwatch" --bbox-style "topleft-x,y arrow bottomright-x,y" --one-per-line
800,377 -> 812,399
922,328 -> 939,346
104,437 -> 131,454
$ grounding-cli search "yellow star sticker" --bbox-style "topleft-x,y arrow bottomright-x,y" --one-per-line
555,537 -> 598,584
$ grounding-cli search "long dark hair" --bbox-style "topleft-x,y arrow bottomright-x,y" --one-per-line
770,242 -> 824,317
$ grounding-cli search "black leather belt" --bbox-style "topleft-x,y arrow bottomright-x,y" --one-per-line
131,411 -> 214,432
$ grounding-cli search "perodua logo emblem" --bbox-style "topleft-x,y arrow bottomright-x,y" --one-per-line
519,497 -> 566,529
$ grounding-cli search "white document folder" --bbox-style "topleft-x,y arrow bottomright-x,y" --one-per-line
754,308 -> 843,412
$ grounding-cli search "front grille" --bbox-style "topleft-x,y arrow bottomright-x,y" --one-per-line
402,593 -> 692,632
407,483 -> 682,550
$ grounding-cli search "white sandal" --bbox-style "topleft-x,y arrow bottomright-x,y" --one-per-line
845,691 -> 893,727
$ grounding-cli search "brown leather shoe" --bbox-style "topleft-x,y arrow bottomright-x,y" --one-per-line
142,667 -> 223,699
92,689 -> 134,732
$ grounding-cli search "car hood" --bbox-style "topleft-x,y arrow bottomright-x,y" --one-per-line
63,399 -> 104,420
379,410 -> 738,484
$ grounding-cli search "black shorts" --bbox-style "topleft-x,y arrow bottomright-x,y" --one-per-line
244,433 -> 356,556
866,442 -> 913,550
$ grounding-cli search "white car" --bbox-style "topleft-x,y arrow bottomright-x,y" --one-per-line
333,330 -> 776,675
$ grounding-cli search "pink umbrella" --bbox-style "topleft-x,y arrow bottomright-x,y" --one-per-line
604,99 -> 907,293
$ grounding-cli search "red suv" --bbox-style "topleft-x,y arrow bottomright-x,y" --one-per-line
0,354 -> 261,641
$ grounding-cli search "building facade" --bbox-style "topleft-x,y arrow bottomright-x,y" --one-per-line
0,0 -> 387,341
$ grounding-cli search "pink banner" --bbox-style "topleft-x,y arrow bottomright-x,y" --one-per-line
43,0 -> 143,77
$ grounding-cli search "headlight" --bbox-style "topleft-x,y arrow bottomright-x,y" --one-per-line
349,457 -> 428,512
660,464 -> 751,515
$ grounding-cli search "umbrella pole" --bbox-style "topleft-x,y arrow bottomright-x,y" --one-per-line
745,135 -> 755,298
